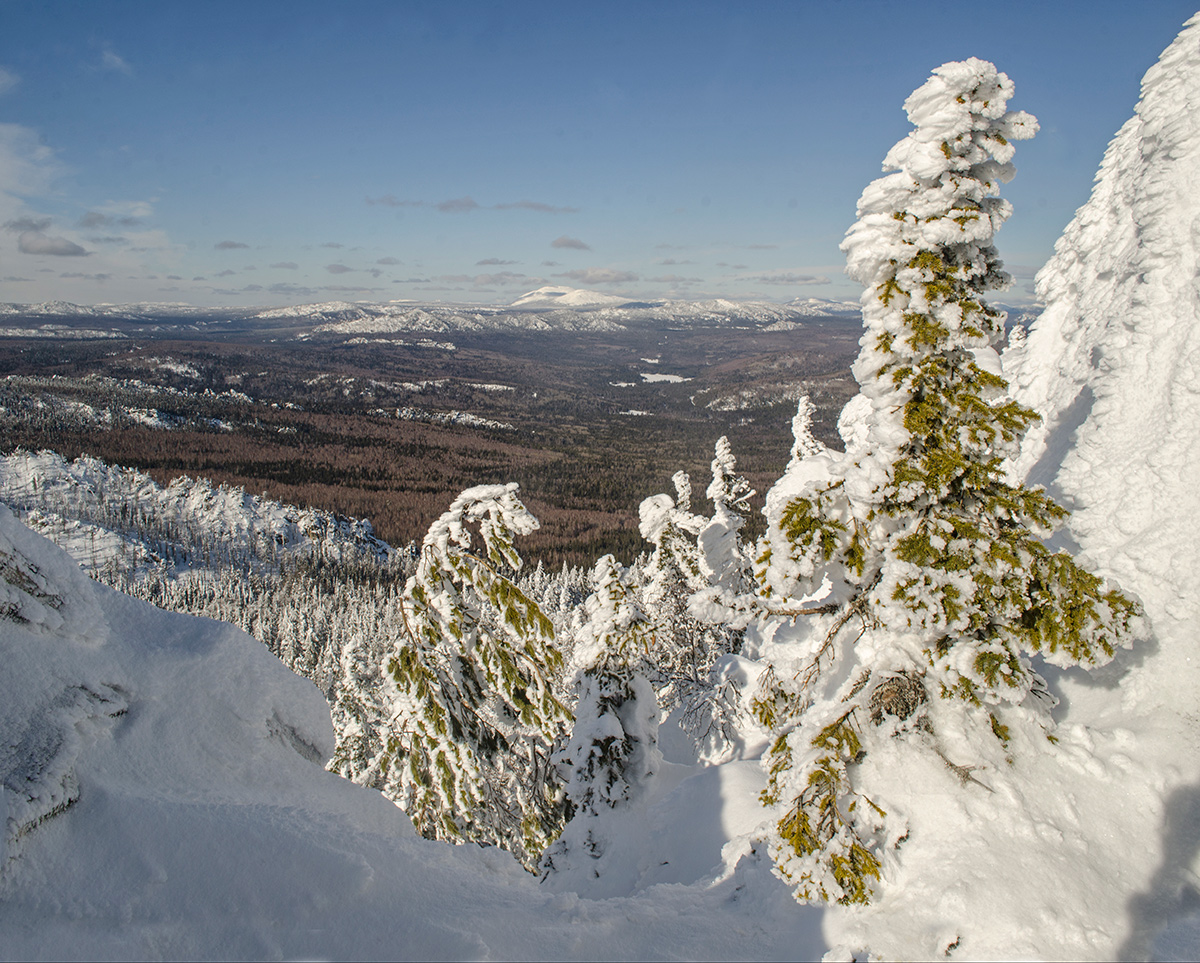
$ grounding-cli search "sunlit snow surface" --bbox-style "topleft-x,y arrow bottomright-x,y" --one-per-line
999,14 -> 1200,960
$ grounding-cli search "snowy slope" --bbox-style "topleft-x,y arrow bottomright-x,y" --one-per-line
999,15 -> 1200,960
0,505 -> 825,960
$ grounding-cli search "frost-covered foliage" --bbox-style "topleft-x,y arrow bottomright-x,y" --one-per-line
752,58 -> 1141,906
697,436 -> 755,606
542,555 -> 660,876
371,483 -> 571,868
639,458 -> 746,762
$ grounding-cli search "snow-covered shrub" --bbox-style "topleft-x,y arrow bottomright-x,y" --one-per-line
753,58 -> 1141,905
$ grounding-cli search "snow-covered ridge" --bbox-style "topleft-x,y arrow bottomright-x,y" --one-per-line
509,285 -> 634,308
267,287 -> 861,336
0,291 -> 861,338
0,450 -> 393,580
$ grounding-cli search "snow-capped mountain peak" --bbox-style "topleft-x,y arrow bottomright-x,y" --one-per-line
509,286 -> 638,308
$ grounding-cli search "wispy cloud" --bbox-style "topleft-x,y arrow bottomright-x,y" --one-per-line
79,210 -> 142,229
366,194 -> 577,214
376,256 -> 402,265
326,263 -> 353,274
268,283 -> 319,297
435,271 -> 530,287
0,67 -> 19,97
741,270 -> 829,286
215,240 -> 249,250
437,197 -> 480,214
270,261 -> 298,270
4,216 -> 51,233
555,268 -> 637,285
493,200 -> 578,213
551,236 -> 590,251
99,45 -> 133,76
477,258 -> 518,266
320,241 -> 344,249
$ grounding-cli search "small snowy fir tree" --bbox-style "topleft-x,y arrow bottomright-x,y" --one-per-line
541,554 -> 660,875
786,395 -> 827,470
753,59 -> 1141,905
376,483 -> 571,867
640,466 -> 743,760
697,435 -> 755,604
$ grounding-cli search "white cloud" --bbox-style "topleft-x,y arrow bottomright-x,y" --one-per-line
0,67 -> 18,97
100,46 -> 133,76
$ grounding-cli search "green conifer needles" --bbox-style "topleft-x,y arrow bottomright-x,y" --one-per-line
754,59 -> 1141,906
379,483 -> 571,867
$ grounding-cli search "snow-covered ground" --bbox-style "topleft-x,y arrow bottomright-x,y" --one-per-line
1001,14 -> 1200,958
0,504 -> 824,960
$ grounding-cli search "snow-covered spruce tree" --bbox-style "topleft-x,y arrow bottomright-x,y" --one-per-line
697,435 -> 755,605
541,554 -> 660,875
638,470 -> 708,688
639,464 -> 744,760
753,59 -> 1141,905
375,483 -> 571,868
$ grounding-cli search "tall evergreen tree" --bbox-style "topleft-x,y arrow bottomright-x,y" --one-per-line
376,483 -> 571,867
753,59 -> 1141,905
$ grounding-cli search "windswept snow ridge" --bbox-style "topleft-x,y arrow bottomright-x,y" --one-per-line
999,15 -> 1200,959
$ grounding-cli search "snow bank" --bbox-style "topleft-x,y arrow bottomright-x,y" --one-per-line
1001,13 -> 1200,958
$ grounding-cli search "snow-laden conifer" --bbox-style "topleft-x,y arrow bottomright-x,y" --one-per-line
377,483 -> 571,867
639,464 -> 744,760
753,59 -> 1141,906
541,554 -> 659,875
697,436 -> 755,602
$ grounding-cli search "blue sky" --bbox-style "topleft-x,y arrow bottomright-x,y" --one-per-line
1,1 -> 1197,308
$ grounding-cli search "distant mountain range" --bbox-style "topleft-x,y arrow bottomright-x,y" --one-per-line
0,287 -> 867,337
